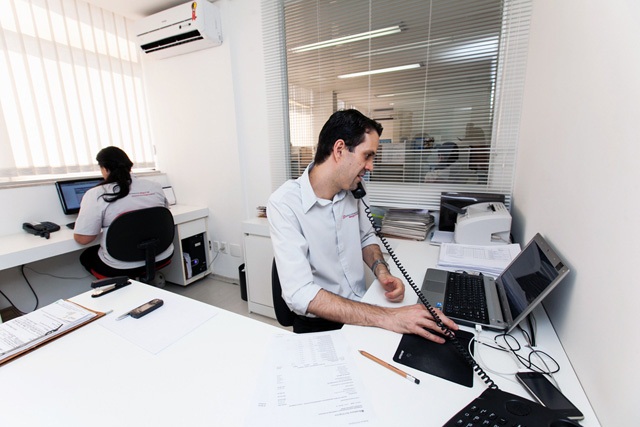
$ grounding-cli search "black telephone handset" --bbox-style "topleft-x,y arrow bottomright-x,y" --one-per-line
22,221 -> 60,239
352,182 -> 366,199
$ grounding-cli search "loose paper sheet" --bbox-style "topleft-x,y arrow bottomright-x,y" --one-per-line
246,330 -> 376,427
100,292 -> 218,354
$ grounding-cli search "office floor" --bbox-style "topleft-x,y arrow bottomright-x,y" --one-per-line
163,275 -> 288,331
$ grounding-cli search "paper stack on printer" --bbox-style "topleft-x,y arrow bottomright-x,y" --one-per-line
380,208 -> 435,240
437,242 -> 521,276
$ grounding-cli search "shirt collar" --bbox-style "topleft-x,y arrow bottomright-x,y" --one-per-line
299,163 -> 346,213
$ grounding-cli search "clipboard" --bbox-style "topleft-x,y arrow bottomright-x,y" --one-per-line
0,300 -> 106,366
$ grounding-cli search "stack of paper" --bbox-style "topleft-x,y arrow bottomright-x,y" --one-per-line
380,208 -> 435,241
437,243 -> 521,276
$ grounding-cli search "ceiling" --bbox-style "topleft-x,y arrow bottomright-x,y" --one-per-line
84,0 -> 187,21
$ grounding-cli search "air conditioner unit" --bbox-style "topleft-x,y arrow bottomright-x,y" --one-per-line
134,1 -> 223,60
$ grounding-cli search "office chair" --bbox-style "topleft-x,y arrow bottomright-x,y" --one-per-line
271,259 -> 295,327
105,207 -> 175,285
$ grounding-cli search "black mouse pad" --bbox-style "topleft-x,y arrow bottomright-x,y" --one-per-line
393,329 -> 474,387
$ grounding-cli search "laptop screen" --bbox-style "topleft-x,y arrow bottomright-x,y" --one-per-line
55,177 -> 103,215
497,233 -> 570,332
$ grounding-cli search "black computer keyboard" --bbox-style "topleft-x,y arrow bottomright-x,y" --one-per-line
442,388 -> 582,427
443,273 -> 490,324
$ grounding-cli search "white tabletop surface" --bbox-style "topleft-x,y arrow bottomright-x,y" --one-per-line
0,282 -> 283,426
342,239 -> 600,426
0,238 -> 600,426
0,204 -> 208,270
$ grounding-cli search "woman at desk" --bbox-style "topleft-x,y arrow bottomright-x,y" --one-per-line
73,146 -> 172,278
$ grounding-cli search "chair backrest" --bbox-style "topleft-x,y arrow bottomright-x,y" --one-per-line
106,207 -> 175,282
271,259 -> 295,327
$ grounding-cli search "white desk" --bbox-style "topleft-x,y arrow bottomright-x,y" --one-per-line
0,204 -> 211,285
0,282 -> 280,426
0,240 -> 600,426
341,239 -> 601,426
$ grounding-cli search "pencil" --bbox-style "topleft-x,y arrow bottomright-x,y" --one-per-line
359,350 -> 420,385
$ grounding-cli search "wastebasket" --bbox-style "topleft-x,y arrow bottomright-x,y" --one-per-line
238,263 -> 247,301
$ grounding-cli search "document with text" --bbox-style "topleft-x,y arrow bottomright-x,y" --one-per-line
246,330 -> 376,427
438,242 -> 521,276
0,299 -> 100,364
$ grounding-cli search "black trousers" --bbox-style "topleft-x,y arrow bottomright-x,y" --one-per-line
292,314 -> 343,333
80,245 -> 172,279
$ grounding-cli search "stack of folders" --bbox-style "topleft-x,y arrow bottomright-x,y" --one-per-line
437,242 -> 521,276
380,209 -> 435,241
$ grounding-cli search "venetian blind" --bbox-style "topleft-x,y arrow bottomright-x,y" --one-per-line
0,0 -> 155,183
264,0 -> 532,210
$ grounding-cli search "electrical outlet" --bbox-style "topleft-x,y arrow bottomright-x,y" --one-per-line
220,241 -> 228,254
213,241 -> 220,252
230,243 -> 242,257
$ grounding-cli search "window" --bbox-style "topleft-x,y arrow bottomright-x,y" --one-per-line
263,0 -> 532,209
0,0 -> 154,183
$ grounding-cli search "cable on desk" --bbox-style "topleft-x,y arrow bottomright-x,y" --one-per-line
20,265 -> 40,311
209,249 -> 219,269
470,328 -> 521,383
23,265 -> 92,281
0,265 -> 40,315
523,313 -> 537,347
494,332 -> 560,375
361,199 -> 498,390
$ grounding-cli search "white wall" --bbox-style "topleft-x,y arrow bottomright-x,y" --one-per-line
512,1 -> 640,425
141,0 -> 271,279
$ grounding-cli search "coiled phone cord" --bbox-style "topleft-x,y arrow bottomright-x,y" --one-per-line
362,200 -> 498,390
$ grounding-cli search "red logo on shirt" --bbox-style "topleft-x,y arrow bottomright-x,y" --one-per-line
343,211 -> 358,219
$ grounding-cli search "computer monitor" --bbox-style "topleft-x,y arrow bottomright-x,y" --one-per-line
439,191 -> 506,231
55,177 -> 103,215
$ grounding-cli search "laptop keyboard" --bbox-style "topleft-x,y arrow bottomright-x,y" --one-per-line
443,273 -> 490,324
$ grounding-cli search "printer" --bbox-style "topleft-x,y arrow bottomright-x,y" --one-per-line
453,202 -> 511,245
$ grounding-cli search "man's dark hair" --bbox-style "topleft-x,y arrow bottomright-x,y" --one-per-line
435,141 -> 459,170
96,146 -> 133,202
314,109 -> 383,165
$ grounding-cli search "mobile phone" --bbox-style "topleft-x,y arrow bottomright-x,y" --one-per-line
129,298 -> 164,319
516,371 -> 584,421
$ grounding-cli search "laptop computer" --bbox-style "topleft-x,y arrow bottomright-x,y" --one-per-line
420,233 -> 569,333
55,177 -> 103,215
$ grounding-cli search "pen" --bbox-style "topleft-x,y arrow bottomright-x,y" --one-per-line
115,311 -> 131,321
359,350 -> 420,385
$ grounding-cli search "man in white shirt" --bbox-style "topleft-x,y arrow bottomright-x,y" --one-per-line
268,109 -> 458,341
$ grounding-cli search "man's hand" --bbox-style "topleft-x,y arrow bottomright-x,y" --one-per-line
382,304 -> 459,344
377,270 -> 404,302
307,287 -> 459,345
